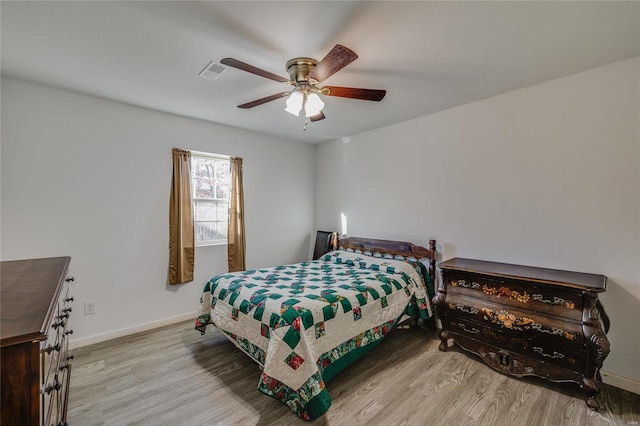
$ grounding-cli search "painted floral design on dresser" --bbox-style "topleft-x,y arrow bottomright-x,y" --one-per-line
453,280 -> 578,312
480,307 -> 578,341
482,308 -> 534,330
482,285 -> 530,303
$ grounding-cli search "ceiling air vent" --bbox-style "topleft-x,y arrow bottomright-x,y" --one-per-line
199,61 -> 225,81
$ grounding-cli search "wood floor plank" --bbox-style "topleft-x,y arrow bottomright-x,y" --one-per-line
68,320 -> 639,425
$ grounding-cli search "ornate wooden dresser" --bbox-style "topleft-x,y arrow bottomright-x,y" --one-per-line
434,257 -> 610,410
1,257 -> 75,426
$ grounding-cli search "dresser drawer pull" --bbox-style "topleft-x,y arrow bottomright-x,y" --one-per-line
65,296 -> 75,302
65,329 -> 74,335
455,322 -> 480,334
532,347 -> 566,359
63,307 -> 72,314
531,294 -> 576,309
451,280 -> 480,289
66,354 -> 74,361
52,320 -> 66,329
43,380 -> 62,394
44,343 -> 62,354
498,352 -> 512,367
59,362 -> 71,372
448,302 -> 478,315
531,324 -> 577,340
65,277 -> 75,282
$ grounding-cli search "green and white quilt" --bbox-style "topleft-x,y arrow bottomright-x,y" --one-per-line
195,250 -> 434,420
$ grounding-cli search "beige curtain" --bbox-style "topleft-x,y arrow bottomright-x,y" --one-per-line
169,148 -> 195,284
228,157 -> 246,272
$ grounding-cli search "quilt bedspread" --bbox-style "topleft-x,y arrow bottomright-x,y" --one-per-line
195,250 -> 433,420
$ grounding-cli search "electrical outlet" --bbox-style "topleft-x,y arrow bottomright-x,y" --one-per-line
84,301 -> 96,315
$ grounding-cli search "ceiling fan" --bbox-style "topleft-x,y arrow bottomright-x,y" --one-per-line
221,44 -> 386,123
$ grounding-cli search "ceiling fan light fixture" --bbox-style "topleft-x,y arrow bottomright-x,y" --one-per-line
285,91 -> 303,116
304,93 -> 325,117
224,44 -> 382,125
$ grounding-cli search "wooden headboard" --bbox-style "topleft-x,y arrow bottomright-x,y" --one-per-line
338,236 -> 437,284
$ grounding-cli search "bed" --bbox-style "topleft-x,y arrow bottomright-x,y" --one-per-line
195,236 -> 437,420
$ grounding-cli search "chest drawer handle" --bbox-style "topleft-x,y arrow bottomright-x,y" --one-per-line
532,346 -> 566,359
43,380 -> 62,394
63,307 -> 72,314
65,296 -> 74,302
45,343 -> 62,354
66,354 -> 74,361
65,277 -> 75,282
59,362 -> 71,372
65,329 -> 74,335
52,320 -> 66,329
498,352 -> 512,368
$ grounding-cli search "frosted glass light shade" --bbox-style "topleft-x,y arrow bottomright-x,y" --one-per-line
304,93 -> 325,117
285,91 -> 303,116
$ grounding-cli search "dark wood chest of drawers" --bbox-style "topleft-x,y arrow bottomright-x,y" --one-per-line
1,257 -> 75,426
434,258 -> 610,410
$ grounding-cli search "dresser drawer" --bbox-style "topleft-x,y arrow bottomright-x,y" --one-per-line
444,316 -> 585,371
444,270 -> 583,322
443,293 -> 585,347
447,331 -> 583,383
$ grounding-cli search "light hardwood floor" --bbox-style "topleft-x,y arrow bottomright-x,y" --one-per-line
68,320 -> 639,426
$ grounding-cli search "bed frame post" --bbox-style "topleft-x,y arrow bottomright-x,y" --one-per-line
428,239 -> 437,284
331,232 -> 339,251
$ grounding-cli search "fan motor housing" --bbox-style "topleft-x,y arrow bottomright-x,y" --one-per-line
286,57 -> 319,84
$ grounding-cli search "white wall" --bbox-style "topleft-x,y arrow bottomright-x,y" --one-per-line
315,58 -> 640,392
1,78 -> 315,345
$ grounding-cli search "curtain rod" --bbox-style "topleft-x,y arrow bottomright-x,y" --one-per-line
189,150 -> 231,160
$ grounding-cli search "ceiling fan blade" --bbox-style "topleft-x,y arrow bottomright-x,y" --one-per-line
309,111 -> 325,122
221,58 -> 290,83
238,92 -> 290,109
323,86 -> 386,101
308,45 -> 358,83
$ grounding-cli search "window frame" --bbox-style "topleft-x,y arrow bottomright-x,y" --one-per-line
190,150 -> 231,247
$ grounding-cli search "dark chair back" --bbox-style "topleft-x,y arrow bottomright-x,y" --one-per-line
313,231 -> 338,260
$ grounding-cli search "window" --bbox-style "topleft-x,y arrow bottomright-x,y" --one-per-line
191,152 -> 231,246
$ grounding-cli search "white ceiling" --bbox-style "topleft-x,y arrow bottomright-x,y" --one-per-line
2,1 -> 638,144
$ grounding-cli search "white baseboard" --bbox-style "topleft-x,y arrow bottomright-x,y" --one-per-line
69,311 -> 196,349
602,370 -> 640,395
